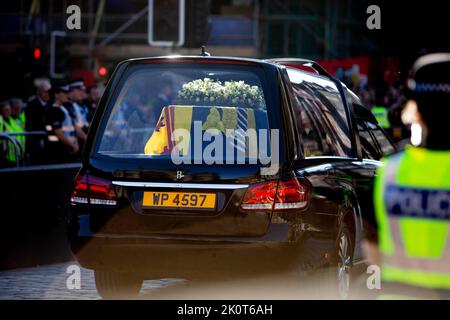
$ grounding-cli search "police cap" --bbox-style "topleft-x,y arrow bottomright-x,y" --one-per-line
408,53 -> 450,96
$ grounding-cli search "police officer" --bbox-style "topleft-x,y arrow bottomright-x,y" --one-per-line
65,80 -> 89,137
366,53 -> 450,299
44,85 -> 79,164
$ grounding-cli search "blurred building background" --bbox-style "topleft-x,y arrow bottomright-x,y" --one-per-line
0,0 -> 449,100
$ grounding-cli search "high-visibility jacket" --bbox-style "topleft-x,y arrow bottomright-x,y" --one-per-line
372,106 -> 391,129
8,112 -> 26,130
2,118 -> 20,163
10,114 -> 26,150
0,115 -> 5,161
375,146 -> 450,291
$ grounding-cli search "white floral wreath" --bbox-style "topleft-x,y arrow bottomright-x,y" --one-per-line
176,78 -> 265,108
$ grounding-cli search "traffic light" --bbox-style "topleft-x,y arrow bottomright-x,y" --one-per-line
50,31 -> 68,79
98,66 -> 108,78
33,47 -> 41,60
148,0 -> 185,46
27,45 -> 46,77
184,0 -> 210,48
148,0 -> 210,48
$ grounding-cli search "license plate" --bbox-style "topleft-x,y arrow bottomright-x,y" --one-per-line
143,192 -> 216,209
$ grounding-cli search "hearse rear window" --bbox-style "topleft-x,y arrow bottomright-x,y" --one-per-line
96,62 -> 271,162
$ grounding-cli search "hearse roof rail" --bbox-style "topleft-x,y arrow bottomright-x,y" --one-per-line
266,58 -> 333,79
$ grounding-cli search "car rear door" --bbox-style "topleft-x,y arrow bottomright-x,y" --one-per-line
347,94 -> 396,255
283,67 -> 360,232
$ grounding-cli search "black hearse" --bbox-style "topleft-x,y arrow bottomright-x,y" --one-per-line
68,55 -> 395,299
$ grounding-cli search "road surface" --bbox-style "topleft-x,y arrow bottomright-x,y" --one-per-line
0,262 -> 372,299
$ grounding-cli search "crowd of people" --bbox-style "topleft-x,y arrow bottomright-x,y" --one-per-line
339,68 -> 410,147
0,68 -> 411,168
0,79 -> 102,167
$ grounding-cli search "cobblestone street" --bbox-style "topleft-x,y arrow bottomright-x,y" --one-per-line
0,261 -> 373,300
0,262 -> 183,300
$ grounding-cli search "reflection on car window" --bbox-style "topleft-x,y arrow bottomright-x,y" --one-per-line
287,68 -> 352,157
357,120 -> 379,159
366,121 -> 395,156
347,92 -> 395,159
291,86 -> 332,156
96,64 -> 270,160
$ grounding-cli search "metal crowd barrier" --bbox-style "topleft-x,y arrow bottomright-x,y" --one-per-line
0,131 -> 48,167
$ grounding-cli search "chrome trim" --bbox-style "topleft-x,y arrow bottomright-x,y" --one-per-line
362,159 -> 382,165
111,181 -> 249,190
305,156 -> 358,161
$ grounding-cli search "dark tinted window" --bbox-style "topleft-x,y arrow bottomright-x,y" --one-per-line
295,93 -> 333,157
357,120 -> 379,159
366,121 -> 396,156
347,91 -> 395,159
287,68 -> 352,157
346,90 -> 361,108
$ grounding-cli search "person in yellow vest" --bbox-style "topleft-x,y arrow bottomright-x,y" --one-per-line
0,101 -> 7,166
0,104 -> 4,131
10,98 -> 26,129
364,53 -> 450,299
0,100 -> 20,166
9,98 -> 26,152
371,105 -> 391,129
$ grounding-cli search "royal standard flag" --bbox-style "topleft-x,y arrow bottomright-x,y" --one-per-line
144,105 -> 265,157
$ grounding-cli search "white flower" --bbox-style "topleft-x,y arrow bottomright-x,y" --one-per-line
176,78 -> 265,108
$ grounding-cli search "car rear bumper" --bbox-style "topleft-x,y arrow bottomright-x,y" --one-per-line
71,237 -> 300,278
70,236 -> 335,279
68,214 -> 336,278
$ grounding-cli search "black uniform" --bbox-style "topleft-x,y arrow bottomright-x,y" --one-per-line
43,105 -> 76,164
25,96 -> 49,163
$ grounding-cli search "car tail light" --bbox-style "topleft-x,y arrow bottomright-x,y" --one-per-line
71,173 -> 117,206
274,178 -> 309,210
240,181 -> 277,210
240,178 -> 309,211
